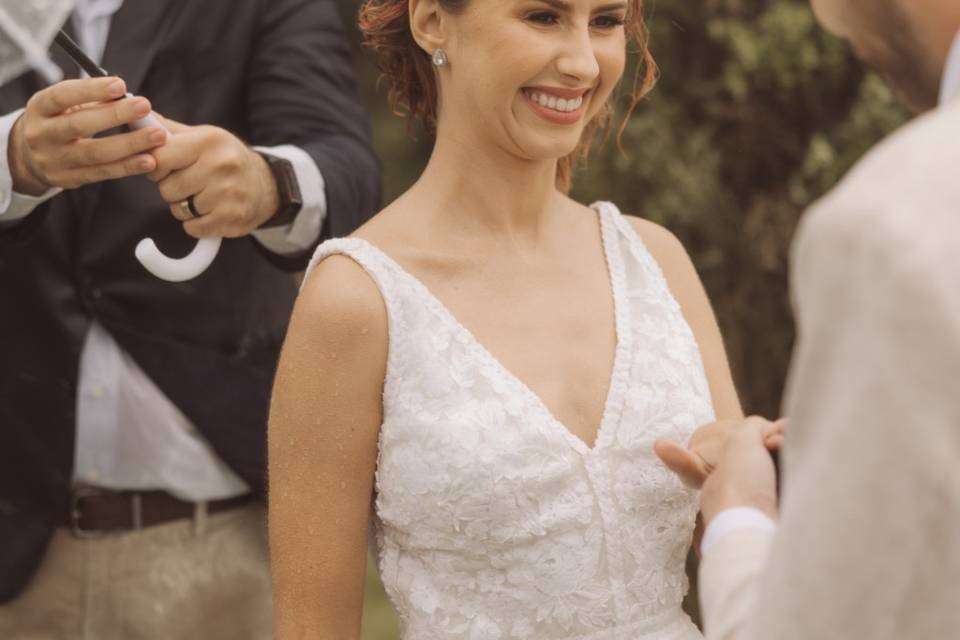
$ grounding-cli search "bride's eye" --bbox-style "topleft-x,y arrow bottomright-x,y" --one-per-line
591,14 -> 626,29
526,11 -> 560,26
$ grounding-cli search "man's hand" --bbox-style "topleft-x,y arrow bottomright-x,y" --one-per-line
9,77 -> 167,195
700,418 -> 779,524
148,117 -> 280,239
654,417 -> 785,489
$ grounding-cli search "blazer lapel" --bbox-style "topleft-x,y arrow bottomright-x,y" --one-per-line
79,0 -> 186,223
100,0 -> 186,95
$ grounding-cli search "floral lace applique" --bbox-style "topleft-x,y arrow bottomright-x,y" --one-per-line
303,202 -> 714,639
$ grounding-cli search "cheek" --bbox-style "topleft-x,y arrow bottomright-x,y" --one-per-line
591,40 -> 627,107
454,24 -> 541,104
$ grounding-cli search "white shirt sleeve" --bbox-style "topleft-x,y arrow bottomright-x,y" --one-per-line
249,144 -> 328,256
701,507 -> 778,555
0,109 -> 63,226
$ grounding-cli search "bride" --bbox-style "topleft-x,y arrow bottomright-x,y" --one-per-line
269,0 -> 749,637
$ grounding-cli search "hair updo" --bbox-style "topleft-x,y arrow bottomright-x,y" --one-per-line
358,0 -> 657,193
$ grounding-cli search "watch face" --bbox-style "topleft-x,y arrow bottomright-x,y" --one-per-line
258,154 -> 303,229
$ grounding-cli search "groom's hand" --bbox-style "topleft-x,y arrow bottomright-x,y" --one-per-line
700,417 -> 779,524
654,417 -> 785,489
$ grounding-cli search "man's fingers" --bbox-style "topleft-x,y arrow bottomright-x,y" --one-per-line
46,97 -> 153,143
152,113 -> 190,135
60,127 -> 167,169
157,165 -> 208,206
56,154 -> 157,189
761,418 -> 787,439
654,439 -> 709,488
182,211 -> 230,239
147,130 -> 206,182
31,77 -> 126,117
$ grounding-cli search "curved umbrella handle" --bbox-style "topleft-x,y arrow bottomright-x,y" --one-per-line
130,110 -> 222,282
135,236 -> 222,283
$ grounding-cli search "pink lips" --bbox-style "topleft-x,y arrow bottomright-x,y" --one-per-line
522,87 -> 590,125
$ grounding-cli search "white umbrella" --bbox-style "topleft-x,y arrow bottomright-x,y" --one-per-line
0,0 -> 73,85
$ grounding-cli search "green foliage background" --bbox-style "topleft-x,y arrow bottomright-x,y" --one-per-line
332,1 -> 908,637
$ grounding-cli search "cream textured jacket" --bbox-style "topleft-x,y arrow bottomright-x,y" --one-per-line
699,96 -> 960,640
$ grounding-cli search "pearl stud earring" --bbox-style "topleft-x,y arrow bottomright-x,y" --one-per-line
432,48 -> 448,68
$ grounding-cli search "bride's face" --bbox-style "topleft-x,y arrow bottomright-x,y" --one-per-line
438,0 -> 628,162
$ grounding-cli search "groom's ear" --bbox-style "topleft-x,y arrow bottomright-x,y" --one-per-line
409,0 -> 448,56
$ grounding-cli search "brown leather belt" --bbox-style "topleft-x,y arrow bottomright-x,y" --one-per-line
64,487 -> 254,538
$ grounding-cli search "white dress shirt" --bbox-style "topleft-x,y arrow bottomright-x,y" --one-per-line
0,0 -> 329,501
701,28 -> 960,557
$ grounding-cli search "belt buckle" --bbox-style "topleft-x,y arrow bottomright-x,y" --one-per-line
69,487 -> 144,539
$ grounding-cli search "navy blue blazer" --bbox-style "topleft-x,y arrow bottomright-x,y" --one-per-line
0,0 -> 381,602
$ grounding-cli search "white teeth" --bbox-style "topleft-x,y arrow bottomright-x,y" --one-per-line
525,90 -> 584,113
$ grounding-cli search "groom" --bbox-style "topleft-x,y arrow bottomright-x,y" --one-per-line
659,1 -> 960,638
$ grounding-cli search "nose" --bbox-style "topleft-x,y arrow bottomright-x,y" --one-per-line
555,25 -> 600,84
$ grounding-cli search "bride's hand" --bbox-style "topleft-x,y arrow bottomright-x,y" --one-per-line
654,417 -> 786,489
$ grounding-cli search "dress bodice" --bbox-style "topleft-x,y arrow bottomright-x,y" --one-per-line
305,202 -> 714,639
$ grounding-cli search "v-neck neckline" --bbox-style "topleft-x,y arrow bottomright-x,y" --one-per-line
352,203 -> 632,457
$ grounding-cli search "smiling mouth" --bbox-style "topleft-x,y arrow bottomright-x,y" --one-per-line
522,88 -> 586,113
523,89 -> 586,113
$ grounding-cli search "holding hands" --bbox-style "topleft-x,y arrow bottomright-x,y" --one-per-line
656,416 -> 785,524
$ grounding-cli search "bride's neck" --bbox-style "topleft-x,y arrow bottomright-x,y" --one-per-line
409,129 -> 563,246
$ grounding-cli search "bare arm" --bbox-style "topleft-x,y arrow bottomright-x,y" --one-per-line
268,255 -> 388,639
627,216 -> 743,421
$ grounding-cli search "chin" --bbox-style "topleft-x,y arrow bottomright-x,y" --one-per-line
507,126 -> 581,163
526,139 -> 581,164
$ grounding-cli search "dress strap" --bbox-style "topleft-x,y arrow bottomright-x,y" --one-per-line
302,237 -> 408,404
303,237 -> 396,287
590,201 -> 681,310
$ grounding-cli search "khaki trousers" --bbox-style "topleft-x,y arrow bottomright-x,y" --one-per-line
0,503 -> 273,640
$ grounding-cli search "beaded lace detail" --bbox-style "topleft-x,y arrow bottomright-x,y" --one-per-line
304,202 -> 714,639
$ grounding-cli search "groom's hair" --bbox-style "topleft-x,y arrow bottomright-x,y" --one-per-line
358,0 -> 657,193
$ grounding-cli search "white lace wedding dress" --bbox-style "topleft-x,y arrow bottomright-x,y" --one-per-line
306,202 -> 713,639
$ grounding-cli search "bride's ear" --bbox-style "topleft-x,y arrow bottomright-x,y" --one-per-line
409,0 -> 447,57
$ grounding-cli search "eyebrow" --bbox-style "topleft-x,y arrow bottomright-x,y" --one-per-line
534,0 -> 630,13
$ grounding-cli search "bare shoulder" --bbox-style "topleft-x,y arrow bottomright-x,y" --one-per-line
622,214 -> 694,276
291,253 -> 389,366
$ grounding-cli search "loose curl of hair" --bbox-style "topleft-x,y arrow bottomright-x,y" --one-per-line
358,0 -> 657,193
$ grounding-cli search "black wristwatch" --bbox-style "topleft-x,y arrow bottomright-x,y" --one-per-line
257,152 -> 304,229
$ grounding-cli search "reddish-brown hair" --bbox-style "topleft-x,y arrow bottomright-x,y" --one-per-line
358,0 -> 657,192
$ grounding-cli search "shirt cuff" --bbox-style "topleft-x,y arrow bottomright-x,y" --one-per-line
249,144 -> 327,256
0,109 -> 62,226
701,507 -> 777,555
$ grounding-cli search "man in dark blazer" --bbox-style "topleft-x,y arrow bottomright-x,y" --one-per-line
0,0 -> 380,637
